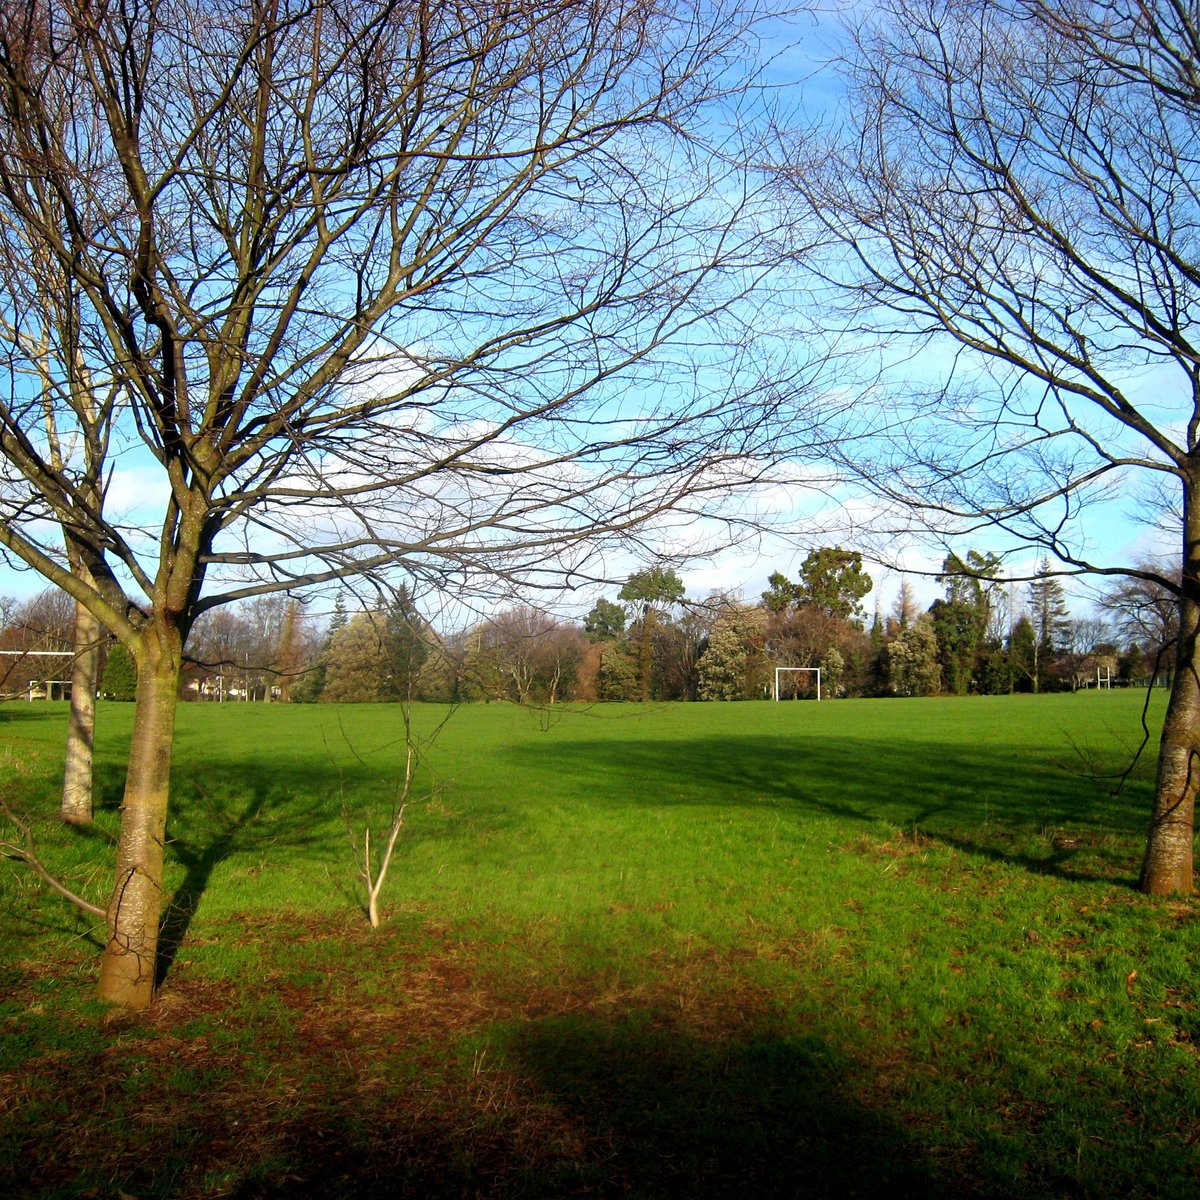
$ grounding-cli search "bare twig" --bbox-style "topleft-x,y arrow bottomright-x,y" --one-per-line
0,794 -> 106,918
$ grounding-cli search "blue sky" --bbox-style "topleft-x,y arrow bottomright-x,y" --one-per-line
0,2 -> 1174,628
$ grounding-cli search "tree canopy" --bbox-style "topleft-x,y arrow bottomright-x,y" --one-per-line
763,549 -> 872,622
0,0 -> 809,1007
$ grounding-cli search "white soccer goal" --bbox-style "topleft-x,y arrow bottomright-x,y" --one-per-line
773,666 -> 821,701
33,679 -> 72,701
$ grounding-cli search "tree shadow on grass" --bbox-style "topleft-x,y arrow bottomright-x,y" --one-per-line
11,974 -> 1190,1200
155,789 -> 268,988
0,703 -> 69,724
88,761 -> 131,813
501,1012 -> 938,1198
211,1009 -> 938,1200
503,734 -> 1150,887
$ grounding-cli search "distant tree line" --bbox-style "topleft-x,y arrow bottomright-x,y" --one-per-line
0,551 -> 1177,705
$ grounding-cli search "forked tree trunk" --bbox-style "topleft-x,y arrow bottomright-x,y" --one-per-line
1141,489 -> 1200,896
61,597 -> 101,825
97,627 -> 182,1009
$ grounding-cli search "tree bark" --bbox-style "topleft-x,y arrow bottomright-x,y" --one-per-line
60,596 -> 101,825
97,626 -> 182,1009
1141,484 -> 1200,896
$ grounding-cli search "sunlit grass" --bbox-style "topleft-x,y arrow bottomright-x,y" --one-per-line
0,691 -> 1196,1198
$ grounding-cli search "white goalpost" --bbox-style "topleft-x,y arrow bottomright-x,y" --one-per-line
0,649 -> 76,701
773,666 -> 821,701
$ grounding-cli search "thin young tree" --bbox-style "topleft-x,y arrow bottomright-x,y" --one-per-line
0,0 -> 817,1007
0,171 -> 112,821
798,0 -> 1200,894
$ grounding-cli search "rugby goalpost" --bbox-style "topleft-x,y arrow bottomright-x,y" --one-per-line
773,666 -> 821,701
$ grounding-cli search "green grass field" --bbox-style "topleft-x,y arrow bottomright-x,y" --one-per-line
1,692 -> 1197,1198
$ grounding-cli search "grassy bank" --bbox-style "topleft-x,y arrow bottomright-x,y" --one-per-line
1,692 -> 1196,1197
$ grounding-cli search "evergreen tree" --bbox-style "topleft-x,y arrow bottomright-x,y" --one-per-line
931,551 -> 1003,693
598,642 -> 639,701
867,611 -> 889,696
1027,559 -> 1071,693
887,616 -> 939,696
976,643 -> 1013,695
321,612 -> 391,703
1028,559 -> 1071,650
379,587 -> 428,700
619,567 -> 685,702
101,643 -> 137,701
1009,615 -> 1038,693
328,593 -> 348,636
820,646 -> 845,697
761,571 -> 800,613
795,547 -> 872,622
697,622 -> 747,700
766,549 -> 872,623
929,594 -> 979,694
584,598 -> 627,641
696,606 -> 765,700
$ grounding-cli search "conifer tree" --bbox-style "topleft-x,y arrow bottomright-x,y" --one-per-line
101,644 -> 137,702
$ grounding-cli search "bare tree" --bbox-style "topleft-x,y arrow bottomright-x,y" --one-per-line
474,606 -> 585,704
0,0 -> 814,1006
798,0 -> 1200,894
1058,616 -> 1115,692
0,587 -> 76,699
186,594 -> 318,699
272,598 -> 316,702
6,588 -> 74,645
890,579 -> 920,632
1100,563 -> 1181,667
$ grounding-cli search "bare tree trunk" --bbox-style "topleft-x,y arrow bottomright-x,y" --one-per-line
1141,486 -> 1200,896
97,628 -> 182,1009
61,596 -> 101,825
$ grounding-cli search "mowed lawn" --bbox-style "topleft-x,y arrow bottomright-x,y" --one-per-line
1,692 -> 1197,1198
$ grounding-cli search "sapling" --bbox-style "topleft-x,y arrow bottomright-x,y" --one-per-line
343,696 -> 455,928
354,739 -> 416,930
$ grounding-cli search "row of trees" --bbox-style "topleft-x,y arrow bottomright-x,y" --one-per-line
875,554 -> 1160,700
10,547 -> 1166,708
2,549 -> 1178,709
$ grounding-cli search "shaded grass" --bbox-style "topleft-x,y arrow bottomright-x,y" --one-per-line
0,692 -> 1197,1197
